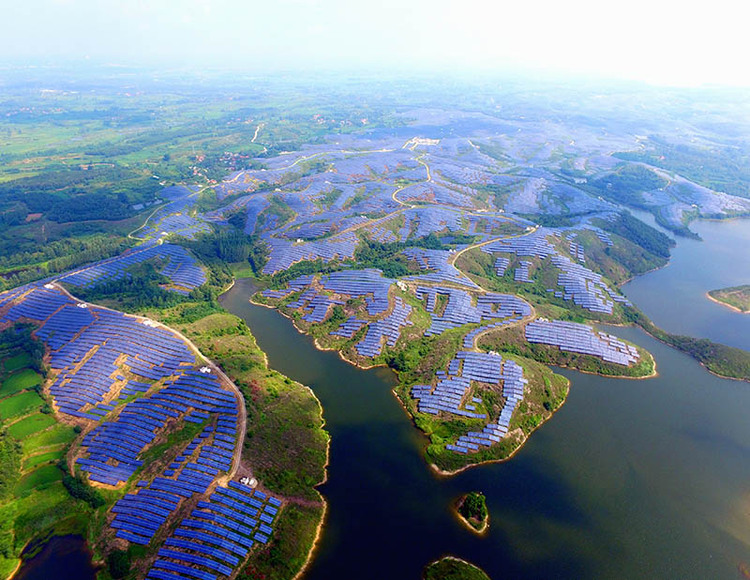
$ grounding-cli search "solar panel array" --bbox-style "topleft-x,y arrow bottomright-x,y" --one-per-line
146,481 -> 281,579
318,269 -> 394,315
449,359 -> 527,453
110,424 -> 216,543
57,243 -> 206,293
525,319 -> 640,365
551,255 -> 617,314
481,228 -> 556,259
416,287 -> 531,337
285,289 -> 344,323
399,206 -> 465,241
79,370 -> 238,486
494,256 -> 510,276
416,286 -> 481,335
367,225 -> 397,243
262,233 -> 359,275
140,212 -> 211,241
403,248 -> 480,289
410,351 -> 528,453
330,317 -> 367,338
569,241 -> 585,262
0,286 -> 196,420
514,261 -> 533,283
355,297 -> 413,357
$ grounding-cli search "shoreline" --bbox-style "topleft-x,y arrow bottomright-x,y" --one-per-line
225,283 -> 332,580
544,352 -> 658,381
249,294 -> 387,372
705,291 -> 750,314
7,557 -> 21,580
423,554 -> 491,579
290,499 -> 328,580
250,292 -> 658,477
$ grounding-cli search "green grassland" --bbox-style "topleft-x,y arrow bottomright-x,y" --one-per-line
0,369 -> 42,398
423,556 -> 491,580
0,391 -> 46,421
2,354 -> 31,373
707,285 -> 750,313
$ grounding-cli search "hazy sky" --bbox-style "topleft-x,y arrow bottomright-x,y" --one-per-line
2,0 -> 747,86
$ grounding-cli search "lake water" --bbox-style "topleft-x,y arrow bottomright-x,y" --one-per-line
623,216 -> 750,351
13,535 -> 96,580
15,217 -> 750,579
221,218 -> 750,580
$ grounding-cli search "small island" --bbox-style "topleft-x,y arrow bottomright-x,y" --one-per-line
423,556 -> 491,580
707,285 -> 750,313
455,491 -> 489,534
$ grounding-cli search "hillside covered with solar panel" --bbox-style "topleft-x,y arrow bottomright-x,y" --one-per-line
211,128 -> 672,473
4,81 -> 750,579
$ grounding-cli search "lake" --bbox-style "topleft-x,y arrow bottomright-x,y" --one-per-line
221,218 -> 750,579
15,217 -> 750,579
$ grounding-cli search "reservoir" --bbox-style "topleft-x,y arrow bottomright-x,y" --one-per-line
624,217 -> 750,351
221,218 -> 750,579
13,218 -> 750,579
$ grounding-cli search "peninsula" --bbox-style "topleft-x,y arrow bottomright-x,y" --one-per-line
707,285 -> 750,313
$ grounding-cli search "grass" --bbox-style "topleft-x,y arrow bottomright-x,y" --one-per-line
0,556 -> 19,578
14,465 -> 63,497
2,353 -> 31,373
12,484 -> 91,553
423,556 -> 491,580
708,285 -> 750,313
7,413 -> 57,440
0,391 -> 44,421
0,370 -> 42,398
22,424 -> 77,454
22,449 -> 65,472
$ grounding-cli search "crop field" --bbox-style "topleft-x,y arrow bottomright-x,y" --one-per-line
0,369 -> 41,397
0,391 -> 45,420
7,413 -> 57,440
2,353 -> 31,373
0,329 -> 81,575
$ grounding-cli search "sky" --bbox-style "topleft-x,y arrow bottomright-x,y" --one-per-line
2,0 -> 748,87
